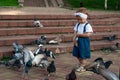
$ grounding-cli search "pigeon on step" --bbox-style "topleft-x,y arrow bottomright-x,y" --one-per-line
48,35 -> 62,44
47,61 -> 56,76
66,68 -> 77,80
36,35 -> 47,45
101,43 -> 119,52
103,34 -> 117,41
34,18 -> 43,28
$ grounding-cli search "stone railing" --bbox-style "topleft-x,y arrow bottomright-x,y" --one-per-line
18,0 -> 24,6
56,0 -> 64,7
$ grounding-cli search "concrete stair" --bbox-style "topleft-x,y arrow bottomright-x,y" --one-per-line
23,0 -> 62,7
0,13 -> 120,58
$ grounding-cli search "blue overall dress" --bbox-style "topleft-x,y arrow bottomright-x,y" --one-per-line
72,23 -> 91,59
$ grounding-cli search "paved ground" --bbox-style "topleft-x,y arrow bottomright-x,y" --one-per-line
0,50 -> 120,80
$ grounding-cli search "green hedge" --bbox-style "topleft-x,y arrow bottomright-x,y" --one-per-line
0,0 -> 19,6
64,0 -> 120,10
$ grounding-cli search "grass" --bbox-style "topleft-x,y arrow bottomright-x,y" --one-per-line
0,55 -> 12,61
0,0 -> 19,6
64,0 -> 120,11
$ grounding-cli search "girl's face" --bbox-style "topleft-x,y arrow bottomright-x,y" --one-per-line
76,16 -> 87,23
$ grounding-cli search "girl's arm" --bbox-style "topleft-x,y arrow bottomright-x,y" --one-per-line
76,32 -> 92,37
73,31 -> 77,40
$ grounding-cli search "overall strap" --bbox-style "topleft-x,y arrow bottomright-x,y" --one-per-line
76,23 -> 80,33
83,23 -> 88,33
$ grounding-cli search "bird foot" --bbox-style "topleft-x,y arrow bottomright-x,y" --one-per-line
22,74 -> 29,80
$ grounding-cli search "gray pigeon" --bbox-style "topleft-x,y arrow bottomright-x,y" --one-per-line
85,57 -> 119,80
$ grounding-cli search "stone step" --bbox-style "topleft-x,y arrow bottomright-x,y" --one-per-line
24,0 -> 46,7
0,32 -> 120,46
0,14 -> 120,20
0,26 -> 120,36
0,19 -> 119,28
0,40 -> 119,59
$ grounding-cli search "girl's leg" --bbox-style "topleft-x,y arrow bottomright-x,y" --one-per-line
76,58 -> 86,72
81,59 -> 87,66
77,58 -> 82,65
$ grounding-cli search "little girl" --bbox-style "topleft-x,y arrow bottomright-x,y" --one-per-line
72,9 -> 93,72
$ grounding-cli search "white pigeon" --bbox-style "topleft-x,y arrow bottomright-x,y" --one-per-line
34,18 -> 43,28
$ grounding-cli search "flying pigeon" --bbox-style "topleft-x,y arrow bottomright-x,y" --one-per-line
47,61 -> 56,76
66,68 -> 77,80
34,44 -> 44,55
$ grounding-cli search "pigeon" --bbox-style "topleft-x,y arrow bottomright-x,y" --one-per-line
47,61 -> 56,76
39,58 -> 48,68
44,48 -> 56,59
103,34 -> 116,41
94,57 -> 104,62
104,61 -> 113,69
36,35 -> 47,45
34,44 -> 44,55
98,67 -> 119,80
47,35 -> 62,44
101,43 -> 119,52
94,57 -> 105,68
66,68 -> 77,80
24,60 -> 32,74
12,41 -> 23,53
109,43 -> 119,51
85,57 -> 105,73
85,57 -> 111,73
0,42 -> 24,69
85,57 -> 119,80
94,57 -> 113,69
32,54 -> 46,66
34,18 -> 43,28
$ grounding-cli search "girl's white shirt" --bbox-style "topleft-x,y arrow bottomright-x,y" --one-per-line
74,22 -> 93,34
